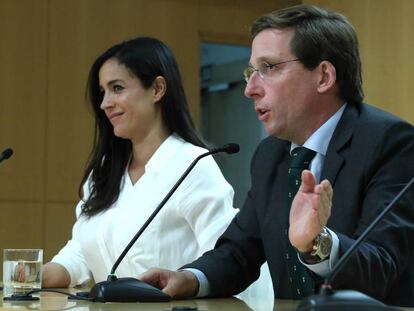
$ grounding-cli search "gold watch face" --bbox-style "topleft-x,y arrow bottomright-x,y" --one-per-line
318,233 -> 333,258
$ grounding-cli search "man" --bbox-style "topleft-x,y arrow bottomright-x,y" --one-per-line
140,4 -> 414,306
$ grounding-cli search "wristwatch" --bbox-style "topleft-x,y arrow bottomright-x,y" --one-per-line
299,227 -> 333,263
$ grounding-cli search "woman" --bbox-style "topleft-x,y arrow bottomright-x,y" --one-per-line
42,37 -> 237,287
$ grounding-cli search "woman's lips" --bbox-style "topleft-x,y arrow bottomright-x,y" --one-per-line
109,112 -> 123,121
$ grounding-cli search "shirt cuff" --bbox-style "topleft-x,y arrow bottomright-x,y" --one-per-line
181,268 -> 210,297
299,227 -> 340,278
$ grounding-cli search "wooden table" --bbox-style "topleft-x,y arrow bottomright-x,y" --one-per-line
0,291 -> 412,311
0,291 -> 296,310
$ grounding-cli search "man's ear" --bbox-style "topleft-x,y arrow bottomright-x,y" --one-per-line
316,60 -> 337,94
152,76 -> 167,102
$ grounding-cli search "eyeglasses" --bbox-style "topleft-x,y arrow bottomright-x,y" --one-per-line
243,59 -> 302,82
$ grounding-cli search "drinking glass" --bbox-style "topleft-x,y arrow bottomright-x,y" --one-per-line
3,249 -> 43,298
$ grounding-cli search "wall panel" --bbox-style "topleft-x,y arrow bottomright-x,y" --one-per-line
0,0 -> 47,270
43,202 -> 76,261
198,0 -> 300,44
0,0 -> 48,201
0,202 -> 44,279
46,0 -> 200,202
305,0 -> 414,124
43,0 -> 299,262
2,0 -> 411,273
0,202 -> 43,248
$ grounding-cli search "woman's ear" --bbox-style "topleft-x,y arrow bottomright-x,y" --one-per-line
152,76 -> 167,102
317,60 -> 337,94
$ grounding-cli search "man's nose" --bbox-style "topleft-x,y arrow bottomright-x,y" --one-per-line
244,72 -> 261,99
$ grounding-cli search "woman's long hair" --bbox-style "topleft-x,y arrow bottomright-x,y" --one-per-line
79,37 -> 206,217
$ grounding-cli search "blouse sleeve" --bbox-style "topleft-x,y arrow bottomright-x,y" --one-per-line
176,154 -> 238,254
51,185 -> 92,287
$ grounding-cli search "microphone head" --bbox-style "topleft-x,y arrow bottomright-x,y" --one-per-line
2,148 -> 13,159
222,143 -> 240,154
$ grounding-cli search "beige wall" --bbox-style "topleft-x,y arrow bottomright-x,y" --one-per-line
0,0 -> 297,263
305,0 -> 414,123
0,0 -> 412,267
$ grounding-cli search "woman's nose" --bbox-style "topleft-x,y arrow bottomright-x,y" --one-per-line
100,92 -> 113,110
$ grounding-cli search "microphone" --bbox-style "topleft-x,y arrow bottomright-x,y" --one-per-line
0,148 -> 13,163
88,143 -> 240,302
212,143 -> 240,154
297,176 -> 414,311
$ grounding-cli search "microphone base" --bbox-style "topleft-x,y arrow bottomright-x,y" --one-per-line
296,289 -> 402,311
88,277 -> 171,302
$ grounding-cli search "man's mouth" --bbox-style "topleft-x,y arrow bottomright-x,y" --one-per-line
256,107 -> 270,121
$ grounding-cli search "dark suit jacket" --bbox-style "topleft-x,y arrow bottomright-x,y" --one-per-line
184,103 -> 414,307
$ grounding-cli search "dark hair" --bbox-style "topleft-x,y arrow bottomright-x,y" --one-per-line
80,37 -> 206,217
251,4 -> 363,105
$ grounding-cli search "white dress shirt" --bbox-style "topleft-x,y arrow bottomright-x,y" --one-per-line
192,104 -> 347,296
52,134 -> 238,286
292,104 -> 346,277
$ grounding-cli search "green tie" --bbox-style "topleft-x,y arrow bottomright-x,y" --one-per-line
285,147 -> 316,298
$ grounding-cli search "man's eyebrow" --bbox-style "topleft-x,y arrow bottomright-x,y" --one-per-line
249,56 -> 278,65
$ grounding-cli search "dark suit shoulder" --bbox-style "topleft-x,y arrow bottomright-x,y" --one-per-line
357,103 -> 413,150
357,103 -> 413,130
335,103 -> 414,156
252,136 -> 289,164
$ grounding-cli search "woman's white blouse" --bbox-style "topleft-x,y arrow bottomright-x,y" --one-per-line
51,134 -> 237,286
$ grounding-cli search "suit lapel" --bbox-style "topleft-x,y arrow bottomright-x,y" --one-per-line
321,104 -> 360,186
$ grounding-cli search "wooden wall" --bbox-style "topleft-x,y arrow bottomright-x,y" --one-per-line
0,0 -> 412,268
0,0 -> 297,264
306,0 -> 414,123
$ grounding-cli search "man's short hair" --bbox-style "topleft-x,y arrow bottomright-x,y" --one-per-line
251,4 -> 363,105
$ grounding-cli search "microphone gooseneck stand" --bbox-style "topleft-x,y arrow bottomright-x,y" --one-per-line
297,176 -> 414,311
88,144 -> 240,302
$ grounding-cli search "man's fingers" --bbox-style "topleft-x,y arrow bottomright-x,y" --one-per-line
138,269 -> 199,299
321,179 -> 333,200
299,170 -> 316,193
138,268 -> 157,283
316,180 -> 333,223
138,268 -> 167,289
161,282 -> 176,297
